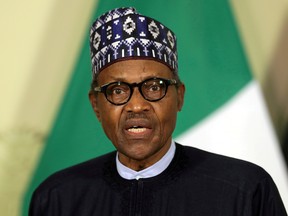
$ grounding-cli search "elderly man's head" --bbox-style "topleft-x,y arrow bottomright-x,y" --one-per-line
88,7 -> 185,170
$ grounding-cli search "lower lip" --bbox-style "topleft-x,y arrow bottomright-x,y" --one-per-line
124,128 -> 152,138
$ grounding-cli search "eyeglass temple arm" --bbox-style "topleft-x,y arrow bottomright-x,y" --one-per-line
170,79 -> 177,85
94,87 -> 102,92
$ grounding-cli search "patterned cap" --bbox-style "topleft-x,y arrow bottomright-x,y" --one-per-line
90,7 -> 178,79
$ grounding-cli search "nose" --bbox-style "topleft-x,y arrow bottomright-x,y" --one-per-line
124,87 -> 151,113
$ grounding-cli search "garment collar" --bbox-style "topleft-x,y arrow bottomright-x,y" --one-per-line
116,141 -> 176,180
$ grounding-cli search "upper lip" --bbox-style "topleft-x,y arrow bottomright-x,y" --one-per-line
124,119 -> 152,130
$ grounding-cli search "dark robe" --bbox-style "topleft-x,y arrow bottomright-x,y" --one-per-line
29,144 -> 287,216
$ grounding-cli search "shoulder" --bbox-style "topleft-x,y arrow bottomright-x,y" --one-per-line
174,144 -> 287,215
29,151 -> 117,215
176,143 -> 273,188
33,151 -> 117,193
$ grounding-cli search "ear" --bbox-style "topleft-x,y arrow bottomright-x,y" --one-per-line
176,83 -> 185,111
88,91 -> 102,122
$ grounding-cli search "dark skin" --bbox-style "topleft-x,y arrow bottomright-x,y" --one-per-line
89,59 -> 185,171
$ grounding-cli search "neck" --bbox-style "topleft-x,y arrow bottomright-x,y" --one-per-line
118,141 -> 172,171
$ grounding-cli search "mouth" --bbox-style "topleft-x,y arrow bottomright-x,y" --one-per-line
127,126 -> 148,133
124,119 -> 152,137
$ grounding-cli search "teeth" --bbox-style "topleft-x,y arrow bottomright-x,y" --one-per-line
128,128 -> 146,133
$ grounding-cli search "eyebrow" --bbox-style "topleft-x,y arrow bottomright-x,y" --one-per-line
104,74 -> 161,83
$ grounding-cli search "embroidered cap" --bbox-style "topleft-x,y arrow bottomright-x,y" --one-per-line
90,7 -> 178,79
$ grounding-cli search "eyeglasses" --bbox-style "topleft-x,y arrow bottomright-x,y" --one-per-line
94,77 -> 177,106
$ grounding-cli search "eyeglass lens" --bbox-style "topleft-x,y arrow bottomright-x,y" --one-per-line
105,78 -> 168,105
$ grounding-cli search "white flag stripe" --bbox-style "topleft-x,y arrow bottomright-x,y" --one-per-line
176,81 -> 288,207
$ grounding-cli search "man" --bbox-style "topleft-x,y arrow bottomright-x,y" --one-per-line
29,7 -> 287,215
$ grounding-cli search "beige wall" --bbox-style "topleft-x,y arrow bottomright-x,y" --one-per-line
0,1 -> 97,215
231,0 -> 288,148
231,0 -> 288,82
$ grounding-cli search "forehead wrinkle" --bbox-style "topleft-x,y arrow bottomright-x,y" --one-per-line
112,69 -> 151,82
99,59 -> 172,84
98,70 -> 127,83
142,65 -> 146,73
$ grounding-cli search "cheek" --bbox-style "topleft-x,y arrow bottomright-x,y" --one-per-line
98,100 -> 122,138
155,98 -> 178,133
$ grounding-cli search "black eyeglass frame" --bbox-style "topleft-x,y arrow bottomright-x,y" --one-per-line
94,77 -> 178,106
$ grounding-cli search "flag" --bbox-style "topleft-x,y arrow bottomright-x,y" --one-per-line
17,0 -> 288,214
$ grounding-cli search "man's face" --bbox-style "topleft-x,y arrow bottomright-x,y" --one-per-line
89,59 -> 185,170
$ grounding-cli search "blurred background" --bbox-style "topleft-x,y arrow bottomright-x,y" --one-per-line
0,0 -> 288,215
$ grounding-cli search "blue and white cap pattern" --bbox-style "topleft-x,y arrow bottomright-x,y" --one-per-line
90,7 -> 178,78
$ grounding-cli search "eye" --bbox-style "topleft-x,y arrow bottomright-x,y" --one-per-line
149,83 -> 161,91
145,80 -> 164,92
106,83 -> 130,96
112,88 -> 125,95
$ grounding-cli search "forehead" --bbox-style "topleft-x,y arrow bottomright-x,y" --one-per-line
97,59 -> 173,83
